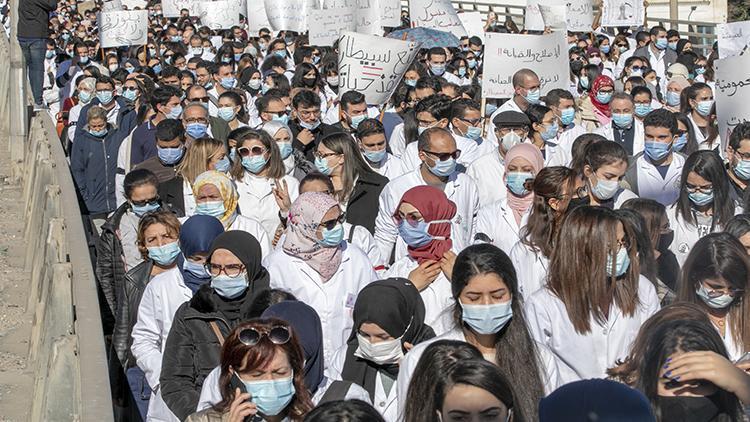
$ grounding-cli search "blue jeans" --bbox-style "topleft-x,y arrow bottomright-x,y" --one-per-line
126,366 -> 151,420
17,37 -> 46,105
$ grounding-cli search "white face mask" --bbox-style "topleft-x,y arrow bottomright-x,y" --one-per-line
354,333 -> 404,365
501,131 -> 523,152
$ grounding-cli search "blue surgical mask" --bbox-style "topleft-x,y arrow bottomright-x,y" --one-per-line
591,177 -> 619,201
524,88 -> 541,105
634,103 -> 652,117
612,113 -> 633,128
540,121 -> 559,141
166,104 -> 182,119
428,156 -> 456,177
131,201 -> 160,217
278,142 -> 293,159
465,125 -> 482,141
606,246 -> 630,277
458,67 -> 467,77
239,376 -> 295,416
363,148 -> 387,163
122,88 -> 138,102
89,128 -> 108,138
46,50 -> 55,59
668,41 -> 678,51
619,46 -> 628,53
655,38 -> 668,50
299,119 -> 321,131
274,50 -> 286,58
398,219 -> 450,248
196,200 -> 226,218
696,284 -> 735,309
157,146 -> 184,165
217,106 -> 236,122
79,55 -> 89,64
186,122 -> 208,139
184,259 -> 210,279
560,108 -> 575,126
600,45 -> 611,54
262,82 -> 273,94
696,67 -> 706,75
666,91 -> 681,107
171,35 -> 182,43
272,114 -> 290,125
630,69 -> 643,77
467,59 -> 477,69
96,90 -> 114,104
596,91 -> 612,104
147,241 -> 181,266
211,273 -> 248,299
580,76 -> 590,89
644,141 -> 672,162
79,90 -> 93,104
506,172 -> 532,196
350,114 -> 367,129
153,64 -> 162,74
695,100 -> 713,117
430,64 -> 446,76
234,53 -> 242,62
314,156 -> 335,175
735,159 -> 750,180
461,300 -> 513,335
220,77 -> 236,89
214,156 -> 231,173
318,223 -> 344,247
404,79 -> 417,87
688,189 -> 714,207
672,133 -> 688,151
242,155 -> 268,174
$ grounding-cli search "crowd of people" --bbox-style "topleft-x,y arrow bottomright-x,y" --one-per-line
15,0 -> 750,420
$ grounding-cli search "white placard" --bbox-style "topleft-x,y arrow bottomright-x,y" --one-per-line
337,31 -> 421,105
538,4 -> 566,30
524,0 -> 545,31
379,0 -> 401,27
101,0 -> 122,12
482,32 -> 568,99
197,1 -> 240,30
247,1 -> 273,33
457,12 -> 484,43
409,0 -> 467,38
265,0 -> 307,32
309,7 -> 356,46
565,0 -> 594,32
162,0 -> 199,17
121,0 -> 147,9
718,21 -> 750,59
715,54 -> 750,153
322,0 -> 383,35
100,10 -> 148,48
602,0 -> 644,27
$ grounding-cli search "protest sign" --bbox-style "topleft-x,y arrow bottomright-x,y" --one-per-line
322,0 -> 383,35
715,54 -> 750,153
458,12 -> 485,43
524,0 -> 545,31
539,5 -> 566,30
198,1 -> 240,30
78,1 -> 97,14
162,0 -> 199,17
101,0 -> 122,12
337,31 -> 421,105
247,1 -> 273,32
100,10 -> 148,48
409,0 -> 467,38
602,0 -> 644,27
565,0 -> 594,32
265,0 -> 307,32
121,0 -> 147,9
718,21 -> 750,59
309,7 -> 356,46
482,32 -> 568,98
380,0 -> 402,27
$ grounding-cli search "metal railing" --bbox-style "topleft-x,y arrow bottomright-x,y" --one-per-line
4,0 -> 114,419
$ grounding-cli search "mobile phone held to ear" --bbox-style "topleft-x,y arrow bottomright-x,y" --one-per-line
230,373 -> 262,422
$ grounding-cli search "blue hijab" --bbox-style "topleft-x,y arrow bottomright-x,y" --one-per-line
262,300 -> 324,393
179,215 -> 224,293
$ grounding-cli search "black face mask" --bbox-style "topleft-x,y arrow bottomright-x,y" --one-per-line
658,395 -> 725,422
570,60 -> 584,75
302,77 -> 316,88
658,230 -> 675,253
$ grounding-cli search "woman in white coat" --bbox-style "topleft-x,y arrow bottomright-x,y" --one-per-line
676,233 -> 750,362
331,278 -> 436,421
685,82 -> 721,152
383,185 -> 458,334
477,143 -> 545,255
397,244 -> 562,421
579,140 -> 639,209
191,170 -> 272,258
230,128 -> 299,239
524,206 -> 660,385
510,166 -> 587,299
667,151 -> 739,266
260,120 -> 308,180
262,192 -> 377,367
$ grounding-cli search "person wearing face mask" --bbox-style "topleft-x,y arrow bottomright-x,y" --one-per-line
382,186 -> 458,333
526,206 -> 660,384
544,89 -> 585,167
400,95 -> 456,173
329,278 -> 435,421
578,75 -> 615,131
331,91 -> 371,134
663,77 -> 689,112
55,41 -> 92,100
292,63 -> 334,118
476,143 -> 544,255
398,244 -> 562,421
726,122 -> 750,199
262,192 -> 377,367
356,118 -> 404,181
192,170 -> 272,258
289,90 -> 339,161
685,83 -> 720,151
633,26 -> 678,88
65,76 -> 96,146
424,47 -> 461,85
447,99 -> 494,164
209,63 -> 252,115
594,93 -> 646,157
486,68 -> 541,145
133,119 -> 187,186
260,120 -> 312,180
74,76 -> 131,136
579,141 -> 638,209
623,110 -> 686,207
525,105 -> 562,165
374,128 -> 480,267
216,91 -> 248,130
159,231 -> 272,421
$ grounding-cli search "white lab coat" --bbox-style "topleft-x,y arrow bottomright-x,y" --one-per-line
234,172 -> 300,239
389,123 -> 407,159
131,267 -> 192,422
689,113 -> 722,154
607,187 -> 640,209
373,169 -> 479,267
631,153 -> 685,207
509,241 -> 549,300
719,314 -> 744,362
227,214 -> 272,259
366,153 -> 404,181
524,275 -> 660,384
666,203 -> 741,267
383,256 -> 455,336
546,125 -> 586,167
262,242 -> 377,367
594,119 -> 645,157
396,327 -> 563,418
476,198 -> 529,255
466,152 -> 506,208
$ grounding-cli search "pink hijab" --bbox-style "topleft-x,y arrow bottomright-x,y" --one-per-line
283,192 -> 342,282
504,143 -> 545,225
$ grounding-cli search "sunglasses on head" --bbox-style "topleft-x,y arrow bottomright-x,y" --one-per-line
239,326 -> 291,346
238,145 -> 267,157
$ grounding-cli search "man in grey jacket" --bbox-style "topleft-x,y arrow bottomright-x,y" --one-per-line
633,26 -> 678,88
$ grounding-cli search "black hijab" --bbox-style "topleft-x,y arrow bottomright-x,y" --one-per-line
340,278 -> 435,399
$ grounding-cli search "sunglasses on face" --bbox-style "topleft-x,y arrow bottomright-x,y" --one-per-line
238,146 -> 267,157
319,212 -> 346,231
190,96 -> 210,103
423,149 -> 461,161
239,326 -> 291,346
131,196 -> 159,207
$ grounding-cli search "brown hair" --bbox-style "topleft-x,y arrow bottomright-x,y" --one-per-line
319,132 -> 380,204
176,137 -> 225,184
620,198 -> 667,250
229,129 -> 285,181
547,206 -> 641,334
214,318 -> 314,421
136,210 -> 181,259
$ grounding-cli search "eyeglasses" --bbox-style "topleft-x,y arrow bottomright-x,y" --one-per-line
459,117 -> 483,126
131,196 -> 159,207
190,96 -> 210,103
313,150 -> 340,160
423,149 -> 461,161
701,283 -> 744,298
238,145 -> 267,157
297,109 -> 321,119
206,263 -> 246,277
393,213 -> 424,227
685,184 -> 713,194
239,326 -> 291,346
184,117 -> 208,124
319,212 -> 346,231
123,86 -> 139,92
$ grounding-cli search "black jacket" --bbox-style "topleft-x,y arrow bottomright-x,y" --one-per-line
17,0 -> 56,38
95,202 -> 131,315
111,259 -> 153,368
289,120 -> 343,161
346,171 -> 389,234
158,176 -> 186,217
160,283 -> 269,421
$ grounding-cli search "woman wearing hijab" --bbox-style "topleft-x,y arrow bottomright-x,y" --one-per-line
263,192 -> 377,368
476,143 -> 545,255
178,215 -> 225,294
260,120 -> 312,180
383,185 -> 458,335
331,278 -> 436,421
192,170 -> 272,258
577,75 -> 615,131
664,77 -> 690,112
159,231 -> 271,421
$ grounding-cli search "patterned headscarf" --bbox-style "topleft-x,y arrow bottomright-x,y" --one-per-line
283,192 -> 342,282
192,170 -> 239,228
589,75 -> 615,121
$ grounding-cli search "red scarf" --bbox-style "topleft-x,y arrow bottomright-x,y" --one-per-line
395,186 -> 457,264
589,75 -> 615,118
